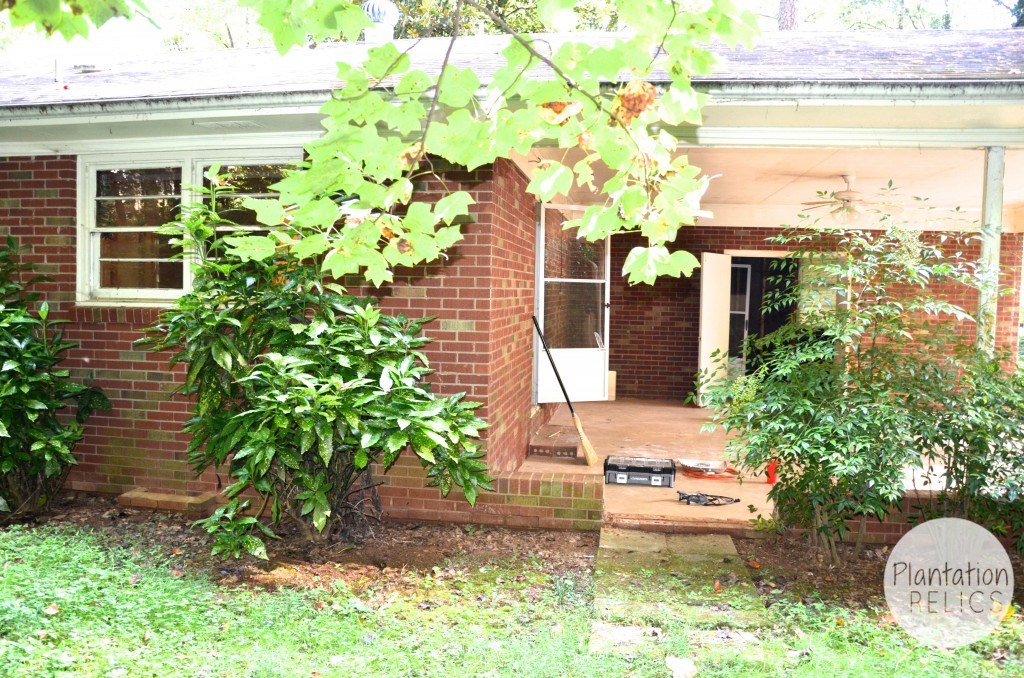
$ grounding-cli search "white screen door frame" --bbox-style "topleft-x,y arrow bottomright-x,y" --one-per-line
697,252 -> 732,407
535,204 -> 611,404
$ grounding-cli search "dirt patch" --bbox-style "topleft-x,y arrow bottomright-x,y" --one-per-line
734,533 -> 1024,608
27,492 -> 1023,607
32,492 -> 598,592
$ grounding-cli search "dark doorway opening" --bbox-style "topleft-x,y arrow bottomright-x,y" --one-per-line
728,256 -> 798,373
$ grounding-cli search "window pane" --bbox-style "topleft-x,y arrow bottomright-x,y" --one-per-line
96,168 -> 180,197
204,164 -> 287,193
204,164 -> 287,226
730,266 -> 749,313
96,197 -> 180,228
99,232 -> 177,259
212,196 -> 261,226
543,281 -> 605,349
543,206 -> 605,279
99,260 -> 183,289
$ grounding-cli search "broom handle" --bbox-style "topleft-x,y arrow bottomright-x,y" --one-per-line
532,315 -> 578,418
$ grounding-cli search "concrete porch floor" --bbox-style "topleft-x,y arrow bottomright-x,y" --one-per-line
520,399 -> 773,536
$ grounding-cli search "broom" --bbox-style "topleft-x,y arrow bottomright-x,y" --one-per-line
532,315 -> 600,466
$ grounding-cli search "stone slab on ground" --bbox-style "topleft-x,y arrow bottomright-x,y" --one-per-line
593,527 -> 769,630
599,527 -> 739,560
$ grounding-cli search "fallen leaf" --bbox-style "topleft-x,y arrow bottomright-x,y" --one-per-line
142,630 -> 151,643
43,603 -> 60,616
835,618 -> 846,627
713,579 -> 724,594
794,628 -> 808,639
169,548 -> 183,556
170,569 -> 185,578
129,574 -> 142,586
746,560 -> 761,569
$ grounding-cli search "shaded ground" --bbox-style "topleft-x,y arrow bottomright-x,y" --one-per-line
5,493 -> 1023,676
39,493 -> 598,593
35,493 -> 1024,605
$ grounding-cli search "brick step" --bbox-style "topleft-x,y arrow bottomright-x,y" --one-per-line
528,424 -> 579,458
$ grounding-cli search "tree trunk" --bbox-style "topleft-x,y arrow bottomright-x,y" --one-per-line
778,0 -> 798,30
852,514 -> 868,560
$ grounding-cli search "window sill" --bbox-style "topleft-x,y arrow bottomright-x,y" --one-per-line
74,300 -> 174,309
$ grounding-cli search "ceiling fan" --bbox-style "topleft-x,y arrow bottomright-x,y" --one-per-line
802,174 -> 869,223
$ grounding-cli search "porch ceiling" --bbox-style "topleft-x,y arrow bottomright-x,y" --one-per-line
517,147 -> 1024,232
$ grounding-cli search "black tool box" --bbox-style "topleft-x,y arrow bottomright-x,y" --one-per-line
603,456 -> 675,488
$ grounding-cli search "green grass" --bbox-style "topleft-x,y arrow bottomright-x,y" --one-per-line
1,524 -> 1022,677
0,524 -> 644,677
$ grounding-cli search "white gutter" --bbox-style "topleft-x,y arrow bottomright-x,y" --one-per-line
3,79 -> 1024,125
0,92 -> 332,127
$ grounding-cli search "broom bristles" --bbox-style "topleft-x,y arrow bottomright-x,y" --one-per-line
572,413 -> 599,466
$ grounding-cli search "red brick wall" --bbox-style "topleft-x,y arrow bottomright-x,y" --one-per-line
376,453 -> 602,530
345,158 -> 539,473
610,227 -> 1022,400
0,156 -> 204,496
1,155 -> 544,509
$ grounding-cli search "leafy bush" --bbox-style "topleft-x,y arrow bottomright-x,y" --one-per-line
701,207 -> 1024,563
910,346 -> 1024,553
142,171 -> 490,557
0,237 -> 109,520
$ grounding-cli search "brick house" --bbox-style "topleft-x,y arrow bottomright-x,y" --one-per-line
1,30 -> 1022,531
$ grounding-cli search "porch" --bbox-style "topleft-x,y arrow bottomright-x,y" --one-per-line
520,399 -> 773,536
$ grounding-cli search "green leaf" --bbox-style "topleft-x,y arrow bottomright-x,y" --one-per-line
527,162 -> 573,203
365,42 -> 407,79
354,449 -> 368,468
0,495 -> 8,512
210,339 -> 233,372
437,65 -> 480,108
410,429 -> 437,464
434,191 -> 474,225
312,503 -> 330,532
224,234 -> 277,262
241,535 -> 268,560
395,69 -> 433,95
622,246 -> 700,285
291,232 -> 329,260
385,431 -> 408,454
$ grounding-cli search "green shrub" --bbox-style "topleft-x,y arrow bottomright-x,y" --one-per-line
142,170 -> 490,557
699,209 -> 1024,563
0,237 -> 109,520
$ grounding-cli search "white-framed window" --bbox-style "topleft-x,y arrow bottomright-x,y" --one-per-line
77,150 -> 300,306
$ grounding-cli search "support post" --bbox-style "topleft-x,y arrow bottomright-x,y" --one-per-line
978,146 -> 1005,356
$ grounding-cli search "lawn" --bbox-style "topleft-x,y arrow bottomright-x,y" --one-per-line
1,510 -> 1022,677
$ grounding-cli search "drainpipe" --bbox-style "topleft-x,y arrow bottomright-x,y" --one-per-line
978,146 -> 1005,356
361,0 -> 400,43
